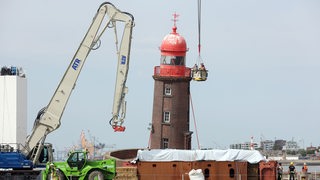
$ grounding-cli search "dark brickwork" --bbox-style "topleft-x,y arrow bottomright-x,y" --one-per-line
150,77 -> 192,149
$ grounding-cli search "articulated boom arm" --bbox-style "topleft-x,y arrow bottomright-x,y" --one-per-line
109,5 -> 134,132
23,2 -> 134,164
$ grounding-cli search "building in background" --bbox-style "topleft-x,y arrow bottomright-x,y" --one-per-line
0,66 -> 27,146
230,142 -> 259,150
260,140 -> 275,151
284,139 -> 300,151
273,139 -> 286,150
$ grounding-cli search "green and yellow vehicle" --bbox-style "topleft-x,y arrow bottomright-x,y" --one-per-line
42,150 -> 116,180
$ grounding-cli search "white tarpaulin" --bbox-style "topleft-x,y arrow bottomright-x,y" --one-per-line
136,149 -> 266,164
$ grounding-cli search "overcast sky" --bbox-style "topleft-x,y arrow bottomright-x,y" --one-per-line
1,0 -> 320,152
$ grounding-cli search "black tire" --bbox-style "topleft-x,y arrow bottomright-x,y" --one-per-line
46,170 -> 65,180
88,170 -> 104,180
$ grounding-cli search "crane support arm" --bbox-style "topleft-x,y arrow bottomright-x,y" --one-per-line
109,6 -> 134,132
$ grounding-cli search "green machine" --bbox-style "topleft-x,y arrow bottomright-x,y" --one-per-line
42,150 -> 116,180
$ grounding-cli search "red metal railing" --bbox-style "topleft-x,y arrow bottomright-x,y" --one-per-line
154,66 -> 191,78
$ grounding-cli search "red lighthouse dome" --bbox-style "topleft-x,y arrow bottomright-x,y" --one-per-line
153,13 -> 191,79
160,26 -> 187,56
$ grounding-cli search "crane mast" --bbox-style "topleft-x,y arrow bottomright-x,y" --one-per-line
23,2 -> 134,164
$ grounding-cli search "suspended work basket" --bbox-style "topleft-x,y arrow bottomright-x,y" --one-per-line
191,56 -> 208,82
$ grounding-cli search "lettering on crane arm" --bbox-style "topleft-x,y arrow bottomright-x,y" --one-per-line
121,55 -> 126,65
72,58 -> 81,70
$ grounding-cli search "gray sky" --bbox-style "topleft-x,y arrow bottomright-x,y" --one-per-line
1,0 -> 320,151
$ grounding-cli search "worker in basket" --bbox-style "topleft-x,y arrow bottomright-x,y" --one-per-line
199,63 -> 206,71
192,62 -> 207,81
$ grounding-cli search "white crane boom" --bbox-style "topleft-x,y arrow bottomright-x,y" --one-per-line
22,2 -> 134,164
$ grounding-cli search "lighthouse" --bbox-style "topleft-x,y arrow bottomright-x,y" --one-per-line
149,14 -> 193,149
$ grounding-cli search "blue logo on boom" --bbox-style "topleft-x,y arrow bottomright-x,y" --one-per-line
72,59 -> 81,70
121,55 -> 126,64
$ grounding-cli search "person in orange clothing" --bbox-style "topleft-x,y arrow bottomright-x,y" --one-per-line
302,162 -> 308,173
301,162 -> 308,180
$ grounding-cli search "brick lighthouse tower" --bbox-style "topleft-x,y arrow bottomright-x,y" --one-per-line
149,14 -> 193,150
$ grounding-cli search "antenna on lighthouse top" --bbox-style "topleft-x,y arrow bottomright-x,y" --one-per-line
172,12 -> 179,27
171,12 -> 180,33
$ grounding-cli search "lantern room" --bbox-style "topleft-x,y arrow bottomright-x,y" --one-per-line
153,16 -> 191,79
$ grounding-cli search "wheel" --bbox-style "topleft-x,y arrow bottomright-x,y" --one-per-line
88,170 -> 104,180
47,170 -> 65,180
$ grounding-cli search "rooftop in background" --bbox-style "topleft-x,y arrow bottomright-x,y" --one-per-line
0,66 -> 25,77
